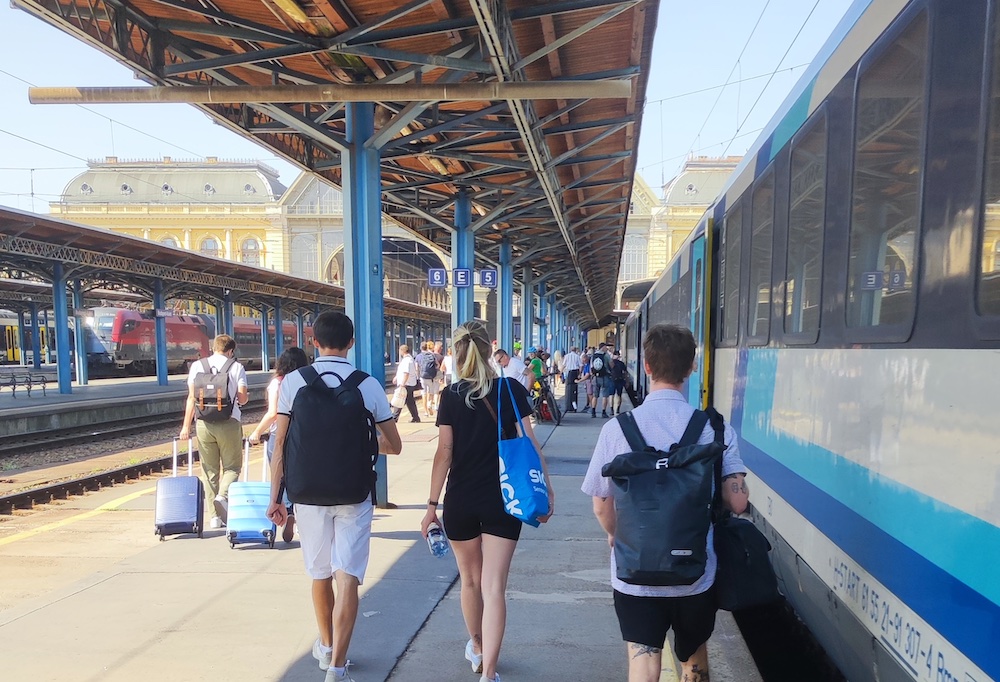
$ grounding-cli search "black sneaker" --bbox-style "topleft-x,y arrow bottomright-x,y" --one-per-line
591,410 -> 596,418
602,411 -> 609,418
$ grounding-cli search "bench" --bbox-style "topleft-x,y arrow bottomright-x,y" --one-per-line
7,373 -> 48,398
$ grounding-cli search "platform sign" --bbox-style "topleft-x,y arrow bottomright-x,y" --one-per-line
479,268 -> 498,289
428,268 -> 448,288
888,270 -> 906,290
154,309 -> 174,318
453,268 -> 472,287
860,272 -> 884,291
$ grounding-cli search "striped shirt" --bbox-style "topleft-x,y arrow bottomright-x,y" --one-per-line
581,388 -> 746,598
562,351 -> 582,371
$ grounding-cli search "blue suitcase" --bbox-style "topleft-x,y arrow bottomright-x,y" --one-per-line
154,438 -> 204,540
226,439 -> 277,548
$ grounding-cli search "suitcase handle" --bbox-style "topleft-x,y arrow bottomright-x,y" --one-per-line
172,437 -> 195,477
241,437 -> 270,483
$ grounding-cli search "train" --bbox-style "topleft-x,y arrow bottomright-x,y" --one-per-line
623,1 -> 998,681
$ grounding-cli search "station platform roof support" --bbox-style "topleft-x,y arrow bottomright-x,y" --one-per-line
18,0 -> 659,353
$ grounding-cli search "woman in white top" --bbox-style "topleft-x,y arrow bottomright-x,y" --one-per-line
442,346 -> 455,387
393,344 -> 421,422
248,346 -> 309,542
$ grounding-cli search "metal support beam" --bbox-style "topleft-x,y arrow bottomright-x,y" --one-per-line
16,311 -> 26,367
451,191 -> 474,330
342,102 -> 388,508
42,309 -> 52,364
260,305 -> 270,373
51,264 -> 71,394
296,311 -> 305,348
499,239 -> 514,353
223,292 -> 234,336
538,284 -> 548,349
521,267 -> 534,350
153,279 -> 169,387
29,81 -> 631,104
28,302 -> 41,370
72,280 -> 88,385
274,299 -> 284,358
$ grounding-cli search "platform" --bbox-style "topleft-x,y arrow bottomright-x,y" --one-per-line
0,392 -> 761,682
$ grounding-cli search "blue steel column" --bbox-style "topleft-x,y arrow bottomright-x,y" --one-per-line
296,311 -> 305,348
42,310 -> 52,364
16,311 -> 27,366
260,305 -> 270,372
452,191 -> 474,330
28,303 -> 41,370
520,267 -> 534,350
52,264 -> 72,394
72,280 -> 89,385
274,300 -> 284,358
537,285 -> 548,350
342,102 -> 389,507
223,292 -> 234,336
215,300 -> 225,338
313,304 -> 321,360
498,239 -> 514,352
152,279 -> 169,387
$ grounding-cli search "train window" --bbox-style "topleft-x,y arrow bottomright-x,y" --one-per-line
978,10 -> 1000,316
846,13 -> 927,330
747,171 -> 775,343
720,202 -> 743,343
785,114 -> 827,338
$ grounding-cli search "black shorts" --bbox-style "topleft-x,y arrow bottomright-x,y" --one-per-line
442,488 -> 522,542
613,588 -> 716,662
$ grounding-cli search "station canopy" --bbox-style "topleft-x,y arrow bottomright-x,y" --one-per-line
16,0 -> 658,323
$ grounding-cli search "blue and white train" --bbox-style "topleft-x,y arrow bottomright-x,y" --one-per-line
623,1 -> 999,680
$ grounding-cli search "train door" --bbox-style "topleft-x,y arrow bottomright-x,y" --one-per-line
3,325 -> 17,363
689,237 -> 708,408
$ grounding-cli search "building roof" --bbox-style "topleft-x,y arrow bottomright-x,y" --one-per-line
662,157 -> 741,207
58,157 -> 286,205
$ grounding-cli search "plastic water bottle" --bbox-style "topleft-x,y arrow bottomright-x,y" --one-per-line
426,523 -> 450,558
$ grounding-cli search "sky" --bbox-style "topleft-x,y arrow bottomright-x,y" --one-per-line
0,0 -> 857,213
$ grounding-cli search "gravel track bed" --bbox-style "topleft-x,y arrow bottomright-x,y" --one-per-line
1,408 -> 266,474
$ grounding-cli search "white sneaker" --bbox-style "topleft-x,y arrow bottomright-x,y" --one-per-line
465,639 -> 483,674
479,674 -> 500,682
213,495 -> 228,524
313,639 -> 332,671
324,664 -> 354,682
209,516 -> 223,530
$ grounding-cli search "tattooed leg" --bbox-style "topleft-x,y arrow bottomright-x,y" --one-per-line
680,643 -> 710,682
626,642 -> 663,682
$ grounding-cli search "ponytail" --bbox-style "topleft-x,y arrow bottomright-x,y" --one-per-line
452,319 -> 496,407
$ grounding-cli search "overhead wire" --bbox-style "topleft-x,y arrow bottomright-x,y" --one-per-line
722,0 -> 822,156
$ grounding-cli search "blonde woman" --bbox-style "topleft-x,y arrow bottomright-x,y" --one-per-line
422,320 -> 554,682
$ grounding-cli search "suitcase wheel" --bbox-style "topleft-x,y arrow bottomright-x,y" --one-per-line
265,530 -> 275,549
229,541 -> 235,549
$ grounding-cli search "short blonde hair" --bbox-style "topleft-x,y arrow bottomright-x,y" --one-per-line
213,334 -> 236,354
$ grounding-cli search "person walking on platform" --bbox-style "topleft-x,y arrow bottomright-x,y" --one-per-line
392,344 -> 420,423
492,348 -> 533,391
591,343 -> 614,418
609,351 -> 628,415
562,346 -> 582,412
581,324 -> 747,682
248,346 -> 310,543
179,334 -> 248,530
416,342 -> 441,418
422,320 -> 554,682
266,311 -> 402,682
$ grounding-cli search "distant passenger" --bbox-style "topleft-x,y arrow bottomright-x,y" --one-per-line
415,342 -> 440,418
423,320 -> 553,682
590,343 -> 614,418
266,311 -> 402,682
581,324 -> 747,682
179,333 -> 249,530
492,348 -> 532,391
562,346 -> 582,412
432,341 -> 446,413
248,346 -> 310,543
442,345 -> 455,387
392,344 -> 420,423
609,351 -> 628,415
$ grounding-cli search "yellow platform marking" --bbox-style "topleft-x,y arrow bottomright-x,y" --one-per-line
0,485 -> 156,548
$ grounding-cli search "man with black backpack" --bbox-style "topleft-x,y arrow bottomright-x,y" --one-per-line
266,311 -> 401,682
416,342 -> 440,418
581,324 -> 747,682
590,343 -> 614,418
179,333 -> 248,530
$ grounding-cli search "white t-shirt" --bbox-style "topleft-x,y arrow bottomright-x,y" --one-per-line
394,354 -> 418,387
562,351 -> 582,371
442,354 -> 454,382
499,355 -> 532,391
277,355 -> 393,424
187,353 -> 248,422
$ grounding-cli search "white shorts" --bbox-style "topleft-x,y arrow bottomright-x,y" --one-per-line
420,378 -> 440,395
294,498 -> 374,582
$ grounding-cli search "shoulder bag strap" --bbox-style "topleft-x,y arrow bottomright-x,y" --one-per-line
705,407 -> 727,521
615,412 -> 649,452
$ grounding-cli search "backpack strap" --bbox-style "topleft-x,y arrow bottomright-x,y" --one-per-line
616,412 -> 650,453
340,369 -> 370,392
219,356 -> 237,378
201,358 -> 213,374
299,364 -> 320,386
678,410 -> 710,448
705,407 -> 728,521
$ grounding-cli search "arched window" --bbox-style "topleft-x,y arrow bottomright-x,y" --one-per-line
200,237 -> 221,258
160,236 -> 180,248
620,235 -> 648,281
290,234 -> 317,279
240,238 -> 261,266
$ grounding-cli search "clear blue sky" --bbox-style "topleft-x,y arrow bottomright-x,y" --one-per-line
0,0 -> 856,212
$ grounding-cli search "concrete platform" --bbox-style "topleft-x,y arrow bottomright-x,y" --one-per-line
0,393 -> 761,682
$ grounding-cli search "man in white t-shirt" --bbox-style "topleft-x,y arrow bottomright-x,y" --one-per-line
492,348 -> 533,391
179,334 -> 248,529
267,311 -> 402,682
392,344 -> 420,422
562,346 -> 583,412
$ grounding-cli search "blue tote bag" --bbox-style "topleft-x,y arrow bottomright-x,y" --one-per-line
496,375 -> 549,527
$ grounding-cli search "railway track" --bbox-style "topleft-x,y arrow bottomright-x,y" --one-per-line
0,447 -> 199,515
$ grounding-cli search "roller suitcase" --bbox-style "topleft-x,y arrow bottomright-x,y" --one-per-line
154,438 -> 204,540
226,438 -> 277,549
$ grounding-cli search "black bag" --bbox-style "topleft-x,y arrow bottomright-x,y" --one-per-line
193,357 -> 237,422
418,351 -> 438,380
610,359 -> 627,382
591,352 -> 609,377
602,409 -> 725,585
283,367 -> 378,506
713,513 -> 781,611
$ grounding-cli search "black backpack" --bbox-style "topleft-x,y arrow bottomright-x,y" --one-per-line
713,513 -> 781,611
283,367 -> 378,506
602,408 -> 725,586
591,352 -> 609,377
193,357 -> 237,422
418,351 -> 438,380
610,359 -> 627,382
